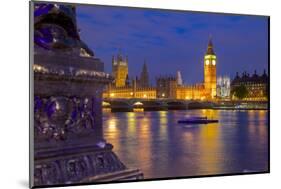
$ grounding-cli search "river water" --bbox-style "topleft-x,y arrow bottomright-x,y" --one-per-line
103,109 -> 268,179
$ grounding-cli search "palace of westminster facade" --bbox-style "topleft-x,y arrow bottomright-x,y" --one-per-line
103,39 -> 268,101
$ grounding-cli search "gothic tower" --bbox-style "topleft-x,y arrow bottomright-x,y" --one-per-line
176,70 -> 183,86
139,60 -> 149,87
204,37 -> 217,99
112,53 -> 128,87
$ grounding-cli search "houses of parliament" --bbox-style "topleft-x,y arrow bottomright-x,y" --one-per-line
103,39 -> 217,101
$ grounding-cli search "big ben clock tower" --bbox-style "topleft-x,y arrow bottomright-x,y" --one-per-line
204,37 -> 217,99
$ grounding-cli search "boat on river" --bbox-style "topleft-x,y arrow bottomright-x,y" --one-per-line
178,116 -> 218,124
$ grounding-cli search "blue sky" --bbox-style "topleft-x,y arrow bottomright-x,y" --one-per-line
76,5 -> 268,84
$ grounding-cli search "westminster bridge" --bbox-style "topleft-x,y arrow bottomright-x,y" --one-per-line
102,98 -> 268,112
102,98 -> 215,112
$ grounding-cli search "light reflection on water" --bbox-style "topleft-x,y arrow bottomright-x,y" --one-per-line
103,109 -> 268,179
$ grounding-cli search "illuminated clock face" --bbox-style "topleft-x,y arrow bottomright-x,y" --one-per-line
212,60 -> 216,65
205,60 -> 210,65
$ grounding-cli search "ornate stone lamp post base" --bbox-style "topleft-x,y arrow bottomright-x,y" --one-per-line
32,52 -> 143,187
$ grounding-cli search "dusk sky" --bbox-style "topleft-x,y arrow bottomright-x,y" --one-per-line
76,5 -> 268,84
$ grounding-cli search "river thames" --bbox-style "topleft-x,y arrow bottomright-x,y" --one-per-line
103,109 -> 268,179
